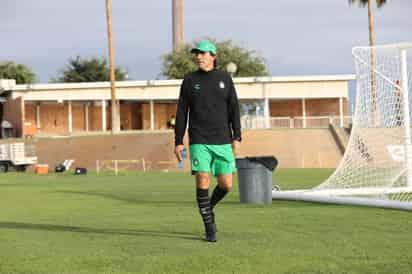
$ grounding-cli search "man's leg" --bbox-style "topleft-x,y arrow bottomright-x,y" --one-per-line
195,172 -> 216,242
209,144 -> 236,230
210,174 -> 233,209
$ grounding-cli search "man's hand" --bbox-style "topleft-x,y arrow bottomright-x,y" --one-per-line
174,145 -> 185,162
232,140 -> 240,157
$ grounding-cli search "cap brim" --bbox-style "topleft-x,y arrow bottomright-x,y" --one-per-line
190,48 -> 204,54
190,49 -> 216,56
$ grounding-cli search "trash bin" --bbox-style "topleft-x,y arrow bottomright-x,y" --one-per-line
236,156 -> 278,204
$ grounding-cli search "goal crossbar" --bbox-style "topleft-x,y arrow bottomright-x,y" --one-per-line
273,186 -> 412,196
271,189 -> 412,211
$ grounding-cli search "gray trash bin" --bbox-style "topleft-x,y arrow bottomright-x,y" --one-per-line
236,156 -> 278,204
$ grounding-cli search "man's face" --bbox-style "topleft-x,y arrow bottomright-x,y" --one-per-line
194,51 -> 215,72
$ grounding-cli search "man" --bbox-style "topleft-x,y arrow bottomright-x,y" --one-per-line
167,115 -> 176,129
174,40 -> 241,242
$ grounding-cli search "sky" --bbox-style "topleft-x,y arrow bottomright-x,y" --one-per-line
1,0 -> 412,83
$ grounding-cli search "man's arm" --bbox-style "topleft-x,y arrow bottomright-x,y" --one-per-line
227,76 -> 241,143
174,78 -> 189,160
231,140 -> 240,157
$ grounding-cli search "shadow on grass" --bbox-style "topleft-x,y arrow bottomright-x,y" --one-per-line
58,191 -> 321,208
55,190 -> 195,206
0,183 -> 43,187
0,221 -> 201,241
58,190 -> 337,210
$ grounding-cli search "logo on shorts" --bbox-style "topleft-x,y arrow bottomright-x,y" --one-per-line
219,81 -> 225,89
193,159 -> 199,166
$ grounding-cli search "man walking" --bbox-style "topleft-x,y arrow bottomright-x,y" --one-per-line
174,40 -> 242,242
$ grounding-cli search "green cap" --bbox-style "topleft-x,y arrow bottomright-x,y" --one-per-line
191,40 -> 217,55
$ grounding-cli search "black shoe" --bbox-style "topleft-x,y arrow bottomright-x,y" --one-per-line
204,223 -> 217,242
205,232 -> 217,242
211,211 -> 217,232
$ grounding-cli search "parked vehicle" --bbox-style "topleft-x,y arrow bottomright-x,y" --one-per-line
0,142 -> 37,172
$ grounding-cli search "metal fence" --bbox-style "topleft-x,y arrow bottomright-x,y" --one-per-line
241,116 -> 352,129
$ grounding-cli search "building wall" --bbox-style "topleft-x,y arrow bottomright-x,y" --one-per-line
262,80 -> 349,99
120,102 -> 133,130
25,129 -> 342,170
72,103 -> 85,132
306,98 -> 349,116
12,75 -> 353,136
22,101 -> 147,134
24,102 -> 100,134
24,103 -> 37,136
131,103 -> 143,130
3,96 -> 23,137
15,75 -> 354,103
106,103 -> 112,130
240,129 -> 341,168
89,104 -> 103,131
270,100 -> 302,117
269,98 -> 349,118
142,103 -> 177,130
39,103 -> 69,134
119,102 -> 143,130
22,99 -> 349,135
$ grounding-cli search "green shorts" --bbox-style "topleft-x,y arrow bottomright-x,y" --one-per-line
189,144 -> 236,176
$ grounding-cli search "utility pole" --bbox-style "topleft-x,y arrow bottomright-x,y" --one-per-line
367,0 -> 378,125
172,0 -> 184,51
367,0 -> 375,47
105,0 -> 120,133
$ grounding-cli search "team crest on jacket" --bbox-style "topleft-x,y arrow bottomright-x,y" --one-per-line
219,81 -> 225,89
193,83 -> 201,93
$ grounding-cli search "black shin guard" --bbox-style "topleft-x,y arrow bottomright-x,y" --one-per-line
196,188 -> 213,226
210,185 -> 228,209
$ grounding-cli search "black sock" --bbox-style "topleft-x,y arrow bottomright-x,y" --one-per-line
210,185 -> 228,209
196,188 -> 213,227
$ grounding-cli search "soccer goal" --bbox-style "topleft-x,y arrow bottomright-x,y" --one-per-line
272,42 -> 412,210
96,159 -> 149,175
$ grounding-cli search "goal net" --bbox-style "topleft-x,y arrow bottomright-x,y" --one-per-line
272,42 -> 412,210
96,159 -> 149,175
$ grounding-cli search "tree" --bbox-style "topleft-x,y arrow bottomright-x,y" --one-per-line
54,56 -> 127,83
349,0 -> 386,125
0,61 -> 36,84
162,39 -> 269,79
348,0 -> 386,46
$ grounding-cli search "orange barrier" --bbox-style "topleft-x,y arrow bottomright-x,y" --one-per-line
35,164 -> 49,174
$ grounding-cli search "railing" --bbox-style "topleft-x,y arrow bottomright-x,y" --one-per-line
241,115 -> 352,129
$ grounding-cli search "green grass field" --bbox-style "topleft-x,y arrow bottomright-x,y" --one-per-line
0,169 -> 411,274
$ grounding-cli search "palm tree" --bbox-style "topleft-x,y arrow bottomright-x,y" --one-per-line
349,0 -> 387,125
348,0 -> 386,46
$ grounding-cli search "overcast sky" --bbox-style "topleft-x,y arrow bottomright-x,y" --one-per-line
1,0 -> 411,83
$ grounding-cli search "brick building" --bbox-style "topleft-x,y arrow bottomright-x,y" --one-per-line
0,75 -> 354,138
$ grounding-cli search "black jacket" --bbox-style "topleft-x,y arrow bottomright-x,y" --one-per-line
175,69 -> 241,146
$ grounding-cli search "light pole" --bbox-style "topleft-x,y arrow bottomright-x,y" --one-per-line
226,62 -> 237,78
105,0 -> 120,133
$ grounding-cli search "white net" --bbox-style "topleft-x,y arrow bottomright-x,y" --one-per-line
316,43 -> 412,203
272,43 -> 412,209
96,159 -> 149,175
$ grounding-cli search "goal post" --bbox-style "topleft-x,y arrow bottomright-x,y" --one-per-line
400,45 -> 412,187
272,42 -> 412,210
96,159 -> 148,175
